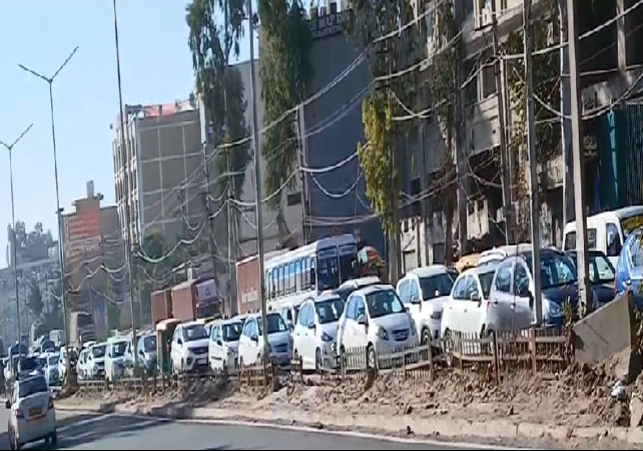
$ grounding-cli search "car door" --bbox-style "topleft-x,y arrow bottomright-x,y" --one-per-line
407,279 -> 423,332
627,236 -> 643,307
209,325 -> 220,368
294,302 -> 310,365
171,326 -> 182,370
489,259 -> 514,330
447,275 -> 471,333
511,261 -> 534,328
337,297 -> 354,350
462,275 -> 485,334
302,302 -> 317,366
351,296 -> 369,348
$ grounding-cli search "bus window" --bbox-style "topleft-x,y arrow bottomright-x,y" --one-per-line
266,269 -> 273,299
271,269 -> 277,299
289,262 -> 295,294
309,256 -> 316,290
294,259 -> 302,292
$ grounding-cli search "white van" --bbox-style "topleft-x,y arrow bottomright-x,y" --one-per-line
563,206 -> 643,266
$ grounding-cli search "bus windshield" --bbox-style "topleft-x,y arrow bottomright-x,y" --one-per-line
317,248 -> 339,290
339,244 -> 358,284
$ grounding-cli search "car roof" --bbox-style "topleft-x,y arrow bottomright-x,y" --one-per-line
16,373 -> 46,384
460,262 -> 499,277
338,276 -> 381,289
405,265 -> 449,278
353,283 -> 395,297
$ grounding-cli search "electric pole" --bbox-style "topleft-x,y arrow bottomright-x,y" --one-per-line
523,0 -> 543,324
566,0 -> 591,314
490,0 -> 514,245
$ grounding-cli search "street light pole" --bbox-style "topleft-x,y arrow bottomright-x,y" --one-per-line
18,46 -> 78,367
0,123 -> 34,360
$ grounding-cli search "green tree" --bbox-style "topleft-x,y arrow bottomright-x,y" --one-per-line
259,0 -> 313,241
345,0 -> 421,275
186,0 -> 250,205
27,278 -> 44,319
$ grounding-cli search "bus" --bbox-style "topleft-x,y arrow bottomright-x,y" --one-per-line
264,234 -> 358,324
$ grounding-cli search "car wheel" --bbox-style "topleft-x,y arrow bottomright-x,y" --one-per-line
50,429 -> 58,447
421,328 -> 431,361
366,344 -> 377,371
443,329 -> 454,367
315,348 -> 322,372
13,430 -> 20,450
9,428 -> 15,450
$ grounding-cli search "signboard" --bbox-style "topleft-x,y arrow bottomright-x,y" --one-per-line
242,289 -> 258,305
310,10 -> 351,40
196,279 -> 217,305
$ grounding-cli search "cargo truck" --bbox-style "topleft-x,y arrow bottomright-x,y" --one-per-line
151,289 -> 173,325
170,278 -> 219,321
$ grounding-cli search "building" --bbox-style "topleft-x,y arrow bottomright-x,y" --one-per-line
62,181 -> 125,340
398,0 -> 643,270
112,100 -> 205,246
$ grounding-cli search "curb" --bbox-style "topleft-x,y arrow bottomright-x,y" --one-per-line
55,401 -> 643,446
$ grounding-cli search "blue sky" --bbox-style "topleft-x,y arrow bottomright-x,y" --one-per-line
0,1 -> 251,268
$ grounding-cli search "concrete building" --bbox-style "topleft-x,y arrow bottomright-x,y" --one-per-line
398,0 -> 643,270
62,181 -> 125,339
112,100 -> 205,246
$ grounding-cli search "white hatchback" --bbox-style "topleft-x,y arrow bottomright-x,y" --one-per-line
208,318 -> 244,374
336,284 -> 418,369
238,312 -> 293,368
6,374 -> 57,450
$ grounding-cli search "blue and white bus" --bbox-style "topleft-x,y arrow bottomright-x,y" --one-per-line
264,234 -> 358,325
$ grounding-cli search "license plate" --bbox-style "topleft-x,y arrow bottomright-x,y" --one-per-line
197,358 -> 206,364
29,407 -> 42,416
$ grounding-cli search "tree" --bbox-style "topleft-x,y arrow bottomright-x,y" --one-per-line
44,279 -> 63,332
259,0 -> 313,242
27,278 -> 44,319
345,0 -> 421,275
7,220 -> 54,266
186,0 -> 251,208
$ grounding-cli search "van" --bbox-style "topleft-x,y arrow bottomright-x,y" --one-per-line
562,206 -> 643,267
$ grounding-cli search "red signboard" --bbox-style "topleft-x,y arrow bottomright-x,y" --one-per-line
64,207 -> 101,261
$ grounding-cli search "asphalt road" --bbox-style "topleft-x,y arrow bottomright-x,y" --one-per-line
0,407 -> 507,450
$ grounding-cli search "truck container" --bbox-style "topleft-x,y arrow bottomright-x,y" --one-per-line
171,281 -> 198,321
151,289 -> 173,325
235,250 -> 290,315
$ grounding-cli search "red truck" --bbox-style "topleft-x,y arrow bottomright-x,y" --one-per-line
171,278 -> 220,321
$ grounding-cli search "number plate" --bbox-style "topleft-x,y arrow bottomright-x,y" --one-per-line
29,407 -> 42,416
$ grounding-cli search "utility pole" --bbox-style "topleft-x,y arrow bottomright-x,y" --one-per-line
523,0 -> 543,324
177,191 -> 191,279
566,0 -> 591,314
490,0 -> 514,245
297,106 -> 311,244
112,0 -> 138,365
200,137 -> 221,312
246,0 -> 269,379
558,0 -> 573,226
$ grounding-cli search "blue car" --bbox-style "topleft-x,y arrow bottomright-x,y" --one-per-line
614,227 -> 643,309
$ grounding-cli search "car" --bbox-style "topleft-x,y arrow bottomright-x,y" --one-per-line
237,312 -> 293,368
615,226 -> 643,308
135,333 -> 157,376
170,321 -> 210,374
334,276 -> 381,302
86,343 -> 106,379
44,353 -> 61,387
6,374 -> 57,450
105,337 -> 130,382
336,284 -> 418,369
208,318 -> 244,374
17,356 -> 43,380
396,265 -> 455,345
566,249 -> 617,307
292,293 -> 345,370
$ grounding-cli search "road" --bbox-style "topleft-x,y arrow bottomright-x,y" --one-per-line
0,407 -> 509,450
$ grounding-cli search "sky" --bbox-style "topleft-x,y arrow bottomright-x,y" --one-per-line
0,1 -> 252,268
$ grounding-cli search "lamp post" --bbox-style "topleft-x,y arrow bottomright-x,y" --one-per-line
18,46 -> 78,363
0,123 -> 34,360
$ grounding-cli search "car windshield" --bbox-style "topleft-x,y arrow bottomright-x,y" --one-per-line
91,345 -> 106,358
365,289 -> 405,319
38,357 -> 47,367
419,273 -> 454,300
20,357 -> 39,371
18,376 -> 48,398
478,270 -> 495,299
48,355 -> 59,365
143,335 -> 156,352
315,298 -> 345,324
110,341 -> 127,358
526,252 -> 577,289
182,324 -> 208,342
257,314 -> 288,335
222,323 -> 243,341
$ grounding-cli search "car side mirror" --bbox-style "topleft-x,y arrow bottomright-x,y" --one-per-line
410,295 -> 421,305
216,339 -> 223,346
357,314 -> 367,326
286,319 -> 293,330
176,339 -> 183,346
518,285 -> 530,298
470,291 -> 480,303
251,334 -> 259,342
5,400 -> 10,409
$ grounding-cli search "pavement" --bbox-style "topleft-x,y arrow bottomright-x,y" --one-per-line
0,406 -> 523,450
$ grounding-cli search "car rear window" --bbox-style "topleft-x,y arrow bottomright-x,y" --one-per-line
18,377 -> 48,398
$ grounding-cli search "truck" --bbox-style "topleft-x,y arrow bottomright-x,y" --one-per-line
151,289 -> 173,325
235,249 -> 289,314
170,278 -> 219,322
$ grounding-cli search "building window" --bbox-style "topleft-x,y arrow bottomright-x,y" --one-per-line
481,49 -> 497,98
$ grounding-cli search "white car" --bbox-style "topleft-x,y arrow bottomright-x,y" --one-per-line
292,293 -> 344,370
208,318 -> 244,374
440,263 -> 500,339
86,343 -> 106,379
77,349 -> 89,380
336,284 -> 418,369
238,312 -> 293,368
396,265 -> 455,345
44,353 -> 61,387
171,321 -> 210,373
6,374 -> 57,450
105,337 -> 130,382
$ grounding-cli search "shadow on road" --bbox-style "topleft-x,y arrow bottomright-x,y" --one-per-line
0,413 -> 167,450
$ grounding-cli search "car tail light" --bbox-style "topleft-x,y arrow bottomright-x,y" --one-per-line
48,397 -> 54,410
16,408 -> 24,419
486,300 -> 492,312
